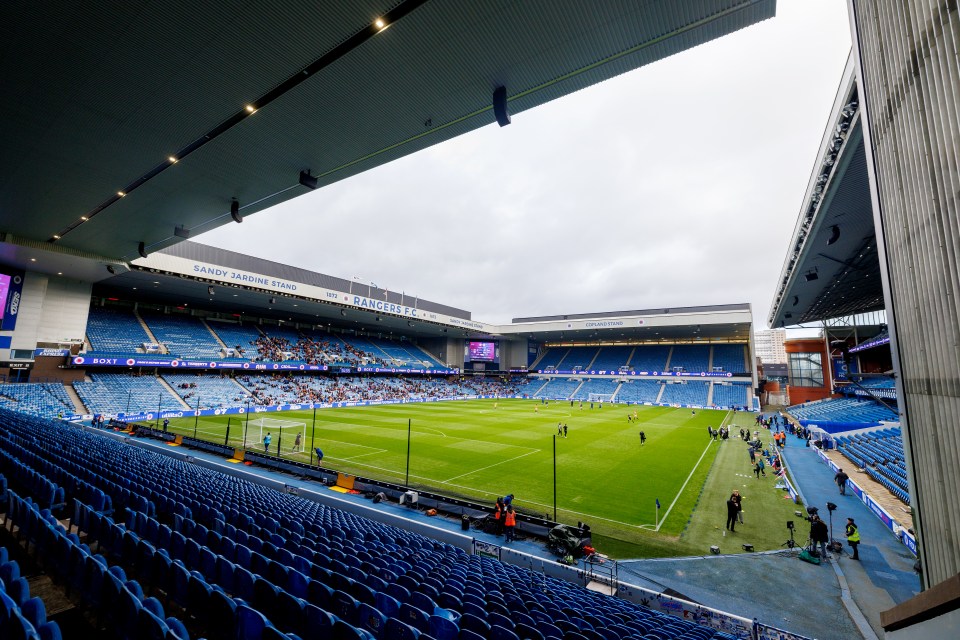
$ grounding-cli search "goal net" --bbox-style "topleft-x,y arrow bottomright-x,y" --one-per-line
588,393 -> 614,403
250,417 -> 306,452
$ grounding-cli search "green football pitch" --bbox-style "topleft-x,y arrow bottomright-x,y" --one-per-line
166,398 -> 730,545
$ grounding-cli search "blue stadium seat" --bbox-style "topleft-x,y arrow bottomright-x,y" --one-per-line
384,617 -> 421,640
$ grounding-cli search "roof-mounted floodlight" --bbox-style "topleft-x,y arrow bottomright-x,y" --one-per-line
827,225 -> 840,245
493,86 -> 511,127
299,170 -> 318,190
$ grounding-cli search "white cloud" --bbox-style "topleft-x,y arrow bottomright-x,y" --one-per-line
202,0 -> 851,329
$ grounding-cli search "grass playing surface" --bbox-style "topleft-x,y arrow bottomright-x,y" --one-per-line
167,399 -> 732,549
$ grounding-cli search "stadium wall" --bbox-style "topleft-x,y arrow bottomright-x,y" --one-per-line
498,339 -> 529,370
1,271 -> 90,362
419,337 -> 464,369
784,338 -> 832,405
850,0 -> 960,589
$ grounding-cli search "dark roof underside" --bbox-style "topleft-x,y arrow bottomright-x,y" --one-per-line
0,0 -> 776,261
769,122 -> 884,328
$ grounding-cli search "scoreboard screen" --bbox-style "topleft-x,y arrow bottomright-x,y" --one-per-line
468,341 -> 496,362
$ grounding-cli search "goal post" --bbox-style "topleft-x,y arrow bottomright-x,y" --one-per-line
588,393 -> 614,403
249,417 -> 307,452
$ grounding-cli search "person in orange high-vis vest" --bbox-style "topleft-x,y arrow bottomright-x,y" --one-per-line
493,498 -> 504,535
504,506 -> 517,542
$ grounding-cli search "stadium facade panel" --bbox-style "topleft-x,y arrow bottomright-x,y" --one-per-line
850,0 -> 960,590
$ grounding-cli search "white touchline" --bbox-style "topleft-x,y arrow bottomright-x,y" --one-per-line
442,449 -> 541,483
655,409 -> 732,531
338,449 -> 388,461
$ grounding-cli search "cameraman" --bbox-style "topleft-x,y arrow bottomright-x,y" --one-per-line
810,515 -> 829,560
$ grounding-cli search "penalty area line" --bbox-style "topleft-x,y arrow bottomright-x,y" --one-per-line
442,449 -> 540,483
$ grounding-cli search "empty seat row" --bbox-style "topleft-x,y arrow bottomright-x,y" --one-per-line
0,408 -> 738,640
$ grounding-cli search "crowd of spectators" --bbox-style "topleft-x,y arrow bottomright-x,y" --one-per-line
245,331 -> 391,366
174,380 -> 199,401
234,374 -> 523,406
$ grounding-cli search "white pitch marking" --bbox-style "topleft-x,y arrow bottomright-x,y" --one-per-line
336,449 -> 388,461
655,410 -> 732,531
414,426 -> 447,437
442,449 -> 541,483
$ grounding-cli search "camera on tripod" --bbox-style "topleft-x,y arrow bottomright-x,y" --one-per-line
800,506 -> 819,522
783,520 -> 796,548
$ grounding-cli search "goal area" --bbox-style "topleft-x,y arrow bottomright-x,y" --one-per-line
588,393 -> 614,403
250,417 -> 306,452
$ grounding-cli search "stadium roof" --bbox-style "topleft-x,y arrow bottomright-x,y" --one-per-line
1,0 -> 775,263
504,304 -> 753,342
767,55 -> 884,329
86,242 -> 752,342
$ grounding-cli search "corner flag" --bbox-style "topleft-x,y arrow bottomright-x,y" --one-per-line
656,498 -> 661,510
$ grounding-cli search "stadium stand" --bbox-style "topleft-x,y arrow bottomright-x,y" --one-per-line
533,378 -> 582,400
232,375 -> 521,406
557,347 -> 599,371
140,313 -> 224,360
339,337 -> 391,366
613,380 -> 663,404
588,346 -> 635,371
710,345 -> 747,373
365,338 -> 442,369
366,337 -> 439,368
298,330 -> 360,365
86,307 -> 152,352
834,428 -> 910,504
206,321 -> 263,359
74,374 -> 184,416
711,382 -> 751,408
532,348 -> 568,370
628,345 -> 671,372
0,408 -> 741,640
853,376 -> 895,389
163,374 -> 252,409
514,378 -> 548,397
787,397 -> 898,426
254,325 -> 303,362
83,312 -> 446,370
0,383 -> 75,417
571,378 -> 619,400
837,376 -> 897,401
659,381 -> 710,406
668,345 -> 710,373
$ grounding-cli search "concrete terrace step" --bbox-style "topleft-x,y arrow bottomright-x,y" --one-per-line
157,376 -> 191,409
64,383 -> 88,414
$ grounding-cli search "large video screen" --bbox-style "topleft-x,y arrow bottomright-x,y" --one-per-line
468,341 -> 496,362
0,273 -> 10,320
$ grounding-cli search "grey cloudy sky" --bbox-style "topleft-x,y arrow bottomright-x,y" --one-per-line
203,0 -> 851,329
